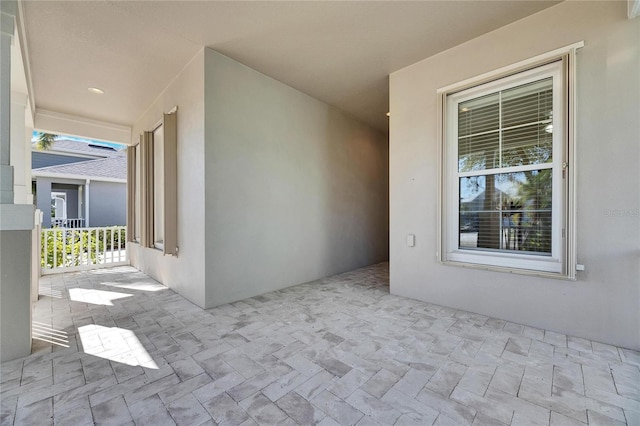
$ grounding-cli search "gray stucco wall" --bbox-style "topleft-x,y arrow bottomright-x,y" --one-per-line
204,49 -> 389,308
36,178 -> 52,228
88,181 -> 126,227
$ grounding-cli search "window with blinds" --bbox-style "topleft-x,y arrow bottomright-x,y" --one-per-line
442,59 -> 570,275
457,77 -> 554,255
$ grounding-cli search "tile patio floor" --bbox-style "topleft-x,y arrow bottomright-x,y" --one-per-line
1,263 -> 639,426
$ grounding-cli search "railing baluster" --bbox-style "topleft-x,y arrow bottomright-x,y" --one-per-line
53,229 -> 57,268
98,228 -> 102,264
79,228 -> 84,265
120,228 -> 124,261
93,228 -> 98,265
100,227 -> 104,263
90,228 -> 94,265
42,229 -> 47,268
88,229 -> 91,265
70,229 -> 75,265
76,229 -> 80,266
62,228 -> 67,267
110,227 -> 115,263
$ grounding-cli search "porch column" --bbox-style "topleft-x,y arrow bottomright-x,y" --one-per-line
85,179 -> 90,227
0,3 -> 14,204
11,91 -> 29,204
0,0 -> 34,362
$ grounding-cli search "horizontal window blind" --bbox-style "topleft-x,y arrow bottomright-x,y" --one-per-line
456,77 -> 554,256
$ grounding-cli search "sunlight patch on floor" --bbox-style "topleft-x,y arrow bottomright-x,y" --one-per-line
32,321 -> 69,347
78,324 -> 158,369
68,288 -> 133,306
101,280 -> 167,292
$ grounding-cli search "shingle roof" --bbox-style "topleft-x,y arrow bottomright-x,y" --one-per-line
32,154 -> 127,180
32,139 -> 121,158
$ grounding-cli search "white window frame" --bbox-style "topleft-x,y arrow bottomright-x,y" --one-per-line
134,143 -> 141,242
438,44 -> 581,279
153,123 -> 164,250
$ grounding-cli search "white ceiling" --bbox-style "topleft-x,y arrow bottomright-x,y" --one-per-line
22,1 -> 559,134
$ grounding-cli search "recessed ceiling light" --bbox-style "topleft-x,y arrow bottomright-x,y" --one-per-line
386,112 -> 391,117
88,87 -> 105,95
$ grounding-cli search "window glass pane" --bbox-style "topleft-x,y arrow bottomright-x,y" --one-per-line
458,132 -> 499,172
459,169 -> 552,255
458,78 -> 554,172
501,78 -> 553,167
502,78 -> 552,128
458,93 -> 499,137
502,123 -> 553,167
154,127 -> 164,245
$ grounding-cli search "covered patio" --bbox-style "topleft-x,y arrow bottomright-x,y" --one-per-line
1,264 -> 638,425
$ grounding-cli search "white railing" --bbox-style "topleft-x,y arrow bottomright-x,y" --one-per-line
52,218 -> 86,228
41,226 -> 128,274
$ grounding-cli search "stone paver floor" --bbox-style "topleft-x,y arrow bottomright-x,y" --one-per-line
1,263 -> 639,425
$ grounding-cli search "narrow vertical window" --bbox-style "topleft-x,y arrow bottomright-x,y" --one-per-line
153,124 -> 164,248
134,144 -> 141,242
126,146 -> 136,242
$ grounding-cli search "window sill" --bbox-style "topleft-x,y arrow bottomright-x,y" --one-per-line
441,259 -> 576,281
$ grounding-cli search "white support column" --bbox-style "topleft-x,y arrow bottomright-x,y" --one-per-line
85,179 -> 90,227
78,184 -> 83,219
0,5 -> 15,204
0,0 -> 34,362
24,123 -> 33,205
11,91 -> 28,204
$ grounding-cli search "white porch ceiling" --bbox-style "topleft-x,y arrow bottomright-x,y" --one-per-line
22,1 -> 559,134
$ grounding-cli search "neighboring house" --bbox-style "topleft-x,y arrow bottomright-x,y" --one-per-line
31,140 -> 126,228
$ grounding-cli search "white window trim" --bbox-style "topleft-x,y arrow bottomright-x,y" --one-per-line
153,123 -> 164,250
437,44 -> 581,280
134,144 -> 141,243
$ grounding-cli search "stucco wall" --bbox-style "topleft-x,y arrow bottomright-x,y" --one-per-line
88,181 -> 125,226
389,1 -> 639,349
36,178 -> 52,227
128,50 -> 206,307
204,49 -> 389,308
